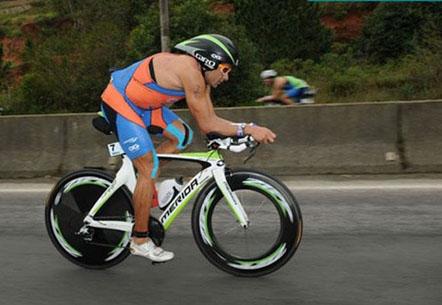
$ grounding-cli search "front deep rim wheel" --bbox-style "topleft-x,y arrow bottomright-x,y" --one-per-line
192,170 -> 302,277
45,170 -> 133,269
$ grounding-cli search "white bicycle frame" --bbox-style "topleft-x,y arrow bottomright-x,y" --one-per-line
81,142 -> 249,234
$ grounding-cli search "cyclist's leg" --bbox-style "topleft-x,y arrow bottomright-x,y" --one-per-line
102,103 -> 173,261
130,151 -> 173,261
102,102 -> 158,229
285,86 -> 308,104
143,107 -> 193,155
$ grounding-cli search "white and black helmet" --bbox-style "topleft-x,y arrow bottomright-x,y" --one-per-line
260,69 -> 278,79
174,34 -> 239,71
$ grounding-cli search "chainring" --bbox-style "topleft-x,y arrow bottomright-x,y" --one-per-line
148,216 -> 165,246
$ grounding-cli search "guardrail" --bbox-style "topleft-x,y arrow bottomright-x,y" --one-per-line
1,100 -> 442,178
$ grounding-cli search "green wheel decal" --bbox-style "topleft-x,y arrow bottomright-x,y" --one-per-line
63,177 -> 109,193
105,211 -> 132,262
243,178 -> 294,222
199,188 -> 217,246
51,212 -> 82,258
229,244 -> 287,270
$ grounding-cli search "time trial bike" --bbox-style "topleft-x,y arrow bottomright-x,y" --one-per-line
45,115 -> 303,277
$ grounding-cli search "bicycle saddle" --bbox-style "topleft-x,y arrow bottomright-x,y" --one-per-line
92,115 -> 164,136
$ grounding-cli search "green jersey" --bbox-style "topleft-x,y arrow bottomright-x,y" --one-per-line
284,76 -> 308,89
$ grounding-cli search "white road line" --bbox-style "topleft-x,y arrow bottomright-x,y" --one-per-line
0,184 -> 53,193
289,185 -> 442,191
1,182 -> 442,193
0,189 -> 52,193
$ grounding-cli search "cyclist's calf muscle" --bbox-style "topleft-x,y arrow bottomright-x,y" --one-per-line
132,153 -> 156,234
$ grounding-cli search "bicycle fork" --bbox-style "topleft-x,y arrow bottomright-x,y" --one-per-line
213,165 -> 250,229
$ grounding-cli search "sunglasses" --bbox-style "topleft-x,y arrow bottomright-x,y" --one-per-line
219,63 -> 232,74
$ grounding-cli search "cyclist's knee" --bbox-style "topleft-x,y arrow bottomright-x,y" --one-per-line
166,121 -> 193,151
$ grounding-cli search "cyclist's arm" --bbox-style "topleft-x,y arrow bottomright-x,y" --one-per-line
179,62 -> 276,143
256,95 -> 275,103
180,67 -> 237,135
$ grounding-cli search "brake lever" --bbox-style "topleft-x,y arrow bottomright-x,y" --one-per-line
243,143 -> 260,164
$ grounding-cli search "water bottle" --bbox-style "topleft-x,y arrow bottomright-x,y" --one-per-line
157,177 -> 184,210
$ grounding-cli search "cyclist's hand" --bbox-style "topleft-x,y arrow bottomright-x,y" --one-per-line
245,125 -> 276,144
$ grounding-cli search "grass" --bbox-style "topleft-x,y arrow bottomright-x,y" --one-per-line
0,0 -> 54,37
312,58 -> 442,103
268,43 -> 442,105
0,0 -> 42,8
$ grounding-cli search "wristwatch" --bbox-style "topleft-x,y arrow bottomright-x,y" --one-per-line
236,123 -> 247,137
236,123 -> 255,137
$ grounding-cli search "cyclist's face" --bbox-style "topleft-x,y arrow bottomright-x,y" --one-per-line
263,78 -> 274,86
206,64 -> 232,88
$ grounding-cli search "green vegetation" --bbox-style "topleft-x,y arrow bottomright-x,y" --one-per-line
357,4 -> 442,63
0,1 -> 56,37
233,0 -> 332,64
270,3 -> 442,103
283,41 -> 442,103
0,1 -> 441,114
128,0 -> 264,107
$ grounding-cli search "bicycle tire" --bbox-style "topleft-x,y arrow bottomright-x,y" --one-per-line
191,169 -> 302,277
45,169 -> 133,269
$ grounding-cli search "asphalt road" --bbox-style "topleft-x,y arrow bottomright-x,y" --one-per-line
0,176 -> 441,305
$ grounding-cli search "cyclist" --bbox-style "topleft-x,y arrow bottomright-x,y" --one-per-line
100,34 -> 276,263
256,69 -> 312,105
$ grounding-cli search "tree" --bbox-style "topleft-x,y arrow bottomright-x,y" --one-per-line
14,0 -> 152,113
357,4 -> 442,63
129,0 -> 264,106
233,0 -> 332,65
49,0 -> 152,29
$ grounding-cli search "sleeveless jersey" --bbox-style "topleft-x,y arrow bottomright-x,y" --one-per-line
101,54 -> 185,127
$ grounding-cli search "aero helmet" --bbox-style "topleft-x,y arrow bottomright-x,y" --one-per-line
174,34 -> 239,71
260,69 -> 278,79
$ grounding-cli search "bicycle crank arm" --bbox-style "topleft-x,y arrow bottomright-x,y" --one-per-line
85,240 -> 128,249
84,215 -> 133,233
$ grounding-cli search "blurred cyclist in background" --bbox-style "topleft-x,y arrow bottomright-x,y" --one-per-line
257,69 -> 315,105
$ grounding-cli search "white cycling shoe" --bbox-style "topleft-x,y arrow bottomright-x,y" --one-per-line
130,239 -> 174,263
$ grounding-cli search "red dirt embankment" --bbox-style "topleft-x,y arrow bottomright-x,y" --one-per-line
321,9 -> 371,42
1,22 -> 42,84
2,36 -> 25,63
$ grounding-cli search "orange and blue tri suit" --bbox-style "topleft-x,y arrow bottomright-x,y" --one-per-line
100,53 -> 193,177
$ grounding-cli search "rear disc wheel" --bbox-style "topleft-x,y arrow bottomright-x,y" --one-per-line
45,169 -> 133,269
